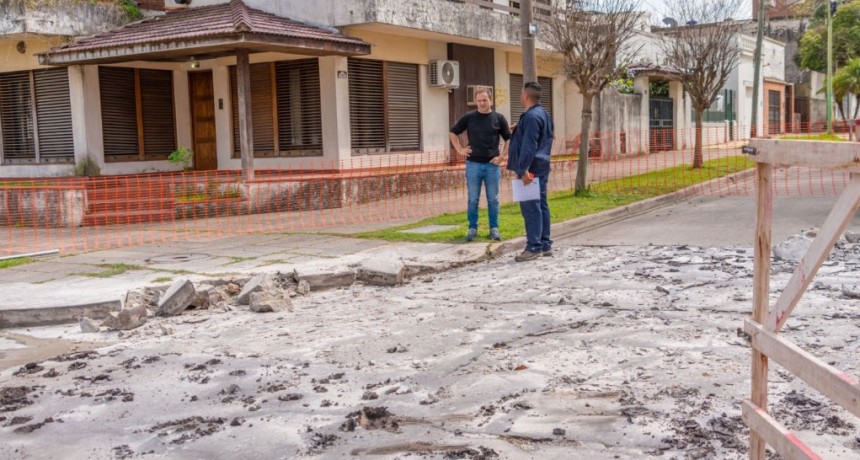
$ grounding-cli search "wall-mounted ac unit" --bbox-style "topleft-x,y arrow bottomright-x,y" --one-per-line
466,85 -> 493,106
429,60 -> 460,88
164,0 -> 190,10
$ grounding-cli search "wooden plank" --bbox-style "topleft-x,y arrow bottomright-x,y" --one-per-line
750,162 -> 773,460
742,400 -> 822,460
767,174 -> 860,332
236,49 -> 255,181
748,139 -> 860,172
745,319 -> 860,418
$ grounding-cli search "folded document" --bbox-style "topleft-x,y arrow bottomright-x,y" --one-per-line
512,178 -> 540,202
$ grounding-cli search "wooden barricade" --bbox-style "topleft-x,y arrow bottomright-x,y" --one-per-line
743,139 -> 860,460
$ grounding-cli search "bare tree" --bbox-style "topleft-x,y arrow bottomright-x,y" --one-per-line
543,0 -> 643,194
658,0 -> 743,168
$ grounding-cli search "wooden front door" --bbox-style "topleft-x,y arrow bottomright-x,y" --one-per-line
189,71 -> 217,170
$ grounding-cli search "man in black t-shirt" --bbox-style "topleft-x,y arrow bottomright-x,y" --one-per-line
449,88 -> 512,241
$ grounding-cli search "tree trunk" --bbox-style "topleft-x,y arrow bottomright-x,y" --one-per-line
575,93 -> 595,194
693,109 -> 704,169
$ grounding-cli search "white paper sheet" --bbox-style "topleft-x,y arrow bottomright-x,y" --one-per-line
512,177 -> 540,202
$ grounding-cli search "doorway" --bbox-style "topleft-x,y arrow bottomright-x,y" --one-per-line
649,98 -> 674,152
188,71 -> 217,170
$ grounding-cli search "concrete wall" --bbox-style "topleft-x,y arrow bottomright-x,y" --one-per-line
595,89 -> 645,158
0,0 -> 127,36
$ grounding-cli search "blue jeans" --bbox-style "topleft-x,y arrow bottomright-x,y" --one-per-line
519,172 -> 552,252
465,161 -> 501,229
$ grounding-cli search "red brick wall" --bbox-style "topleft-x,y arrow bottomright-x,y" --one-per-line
753,0 -> 803,20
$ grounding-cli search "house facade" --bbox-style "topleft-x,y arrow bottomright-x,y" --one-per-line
0,0 -> 776,179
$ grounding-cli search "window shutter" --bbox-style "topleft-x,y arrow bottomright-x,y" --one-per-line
99,67 -> 139,159
33,68 -> 73,162
348,58 -> 385,153
0,71 -> 35,162
139,69 -> 175,158
385,62 -> 421,152
275,59 -> 322,155
230,64 -> 275,156
509,74 -> 553,123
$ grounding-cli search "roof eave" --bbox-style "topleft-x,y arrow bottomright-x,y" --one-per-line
38,33 -> 371,66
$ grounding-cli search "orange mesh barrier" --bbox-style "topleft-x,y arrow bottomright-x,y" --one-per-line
1,124 -> 854,257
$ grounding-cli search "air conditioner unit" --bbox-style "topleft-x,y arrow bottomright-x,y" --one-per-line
466,85 -> 493,106
429,60 -> 460,88
164,0 -> 190,10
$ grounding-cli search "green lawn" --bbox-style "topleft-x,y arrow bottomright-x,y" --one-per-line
780,133 -> 847,142
356,155 -> 755,243
0,257 -> 34,269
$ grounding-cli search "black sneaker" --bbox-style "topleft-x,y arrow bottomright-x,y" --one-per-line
515,250 -> 541,262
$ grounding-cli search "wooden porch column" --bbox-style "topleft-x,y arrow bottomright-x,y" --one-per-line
236,49 -> 254,181
750,161 -> 773,460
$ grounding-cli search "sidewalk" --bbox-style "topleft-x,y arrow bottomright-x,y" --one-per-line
0,174 -> 713,326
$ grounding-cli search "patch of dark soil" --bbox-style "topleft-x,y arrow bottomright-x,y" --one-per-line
308,432 -> 337,453
772,390 -> 856,435
41,369 -> 60,378
1,386 -> 37,412
67,362 -> 87,371
342,406 -> 400,432
4,415 -> 32,426
262,383 -> 286,393
94,388 -> 135,402
73,374 -> 111,384
51,351 -> 99,362
13,422 -> 45,433
142,356 -> 161,364
13,363 -> 44,376
444,446 -> 499,459
148,416 -> 226,445
279,393 -> 302,402
229,370 -> 246,376
112,444 -> 134,459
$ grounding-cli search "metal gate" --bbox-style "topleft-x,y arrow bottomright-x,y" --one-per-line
649,98 -> 674,152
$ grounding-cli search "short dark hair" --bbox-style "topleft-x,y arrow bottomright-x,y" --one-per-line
522,81 -> 541,103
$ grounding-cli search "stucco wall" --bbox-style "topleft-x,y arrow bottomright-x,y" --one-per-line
0,0 -> 127,36
0,37 -> 66,73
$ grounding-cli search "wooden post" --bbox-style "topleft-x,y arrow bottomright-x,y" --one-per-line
236,49 -> 255,181
750,162 -> 773,460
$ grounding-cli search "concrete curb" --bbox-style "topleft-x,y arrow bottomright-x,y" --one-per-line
1,170 -> 753,328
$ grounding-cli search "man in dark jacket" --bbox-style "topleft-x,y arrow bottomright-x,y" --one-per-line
507,81 -> 554,261
449,88 -> 512,241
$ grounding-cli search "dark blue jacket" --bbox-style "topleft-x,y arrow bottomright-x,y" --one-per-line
507,103 -> 554,178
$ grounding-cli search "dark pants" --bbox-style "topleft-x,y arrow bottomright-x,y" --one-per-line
519,173 -> 552,253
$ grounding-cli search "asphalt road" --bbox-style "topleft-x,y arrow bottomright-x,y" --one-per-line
567,194 -> 860,247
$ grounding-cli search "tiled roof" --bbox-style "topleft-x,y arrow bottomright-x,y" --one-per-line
46,0 -> 369,55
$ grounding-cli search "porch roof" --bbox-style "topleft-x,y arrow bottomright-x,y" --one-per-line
38,0 -> 371,65
628,63 -> 685,81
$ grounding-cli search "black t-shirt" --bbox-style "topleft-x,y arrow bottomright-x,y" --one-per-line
450,110 -> 511,163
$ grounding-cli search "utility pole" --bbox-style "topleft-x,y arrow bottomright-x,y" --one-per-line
826,0 -> 834,133
520,0 -> 538,83
751,0 -> 766,138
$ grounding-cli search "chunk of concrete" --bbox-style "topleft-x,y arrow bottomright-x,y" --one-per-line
237,274 -> 276,305
191,284 -> 215,309
79,317 -> 100,333
102,305 -> 148,331
156,279 -> 196,316
845,231 -> 860,243
293,267 -> 355,290
296,279 -> 310,295
357,257 -> 405,286
249,291 -> 292,313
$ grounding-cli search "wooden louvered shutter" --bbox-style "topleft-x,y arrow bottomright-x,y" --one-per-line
100,67 -> 139,160
230,64 -> 274,156
33,68 -> 73,162
386,62 -> 421,152
348,59 -> 385,153
509,74 -> 553,123
0,71 -> 36,163
139,69 -> 175,159
275,59 -> 322,156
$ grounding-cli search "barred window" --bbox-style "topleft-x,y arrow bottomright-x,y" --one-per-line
230,59 -> 323,158
348,58 -> 421,154
0,68 -> 73,165
99,67 -> 176,161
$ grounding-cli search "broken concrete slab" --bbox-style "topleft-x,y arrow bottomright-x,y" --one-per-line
101,305 -> 147,331
79,317 -> 100,333
296,279 -> 310,296
191,285 -> 215,310
248,291 -> 292,313
293,267 -> 355,291
156,280 -> 196,317
357,257 -> 405,286
237,274 -> 276,305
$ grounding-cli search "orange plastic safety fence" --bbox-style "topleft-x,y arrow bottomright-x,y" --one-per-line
1,125 -> 855,257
